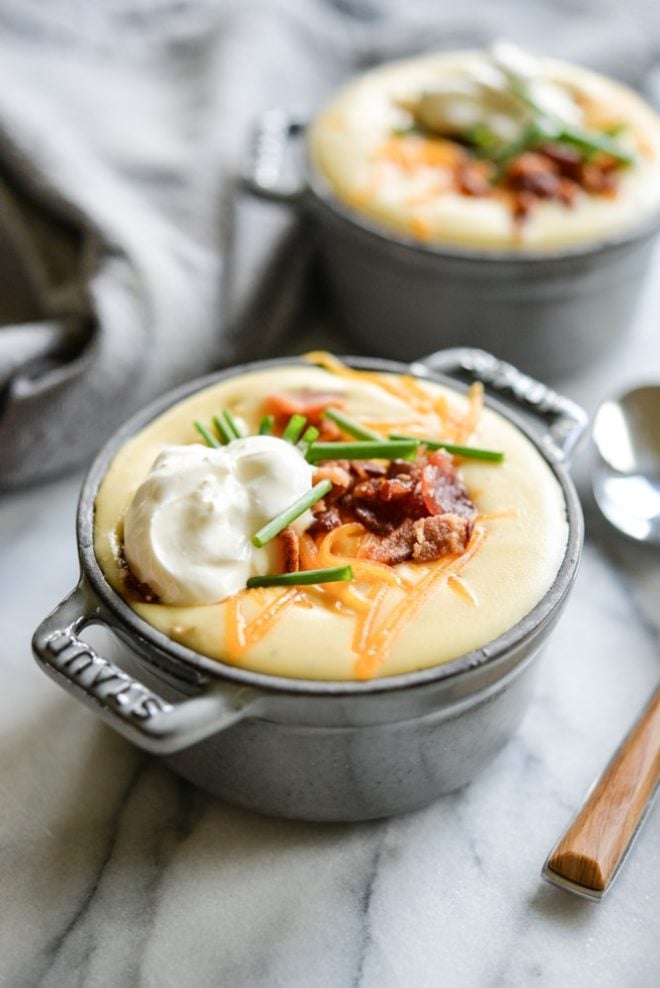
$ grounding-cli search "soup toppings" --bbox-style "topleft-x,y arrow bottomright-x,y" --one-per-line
385,42 -> 633,225
121,360 -> 501,613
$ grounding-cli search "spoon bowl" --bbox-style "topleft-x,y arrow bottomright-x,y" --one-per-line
592,385 -> 660,544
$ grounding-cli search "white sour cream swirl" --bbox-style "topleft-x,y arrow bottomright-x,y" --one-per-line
123,436 -> 314,605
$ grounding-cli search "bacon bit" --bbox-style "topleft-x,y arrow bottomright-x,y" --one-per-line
362,519 -> 418,566
118,544 -> 159,603
264,390 -> 344,437
412,514 -> 473,561
308,505 -> 342,537
318,418 -> 342,441
361,511 -> 472,566
558,177 -> 580,206
350,460 -> 388,481
421,449 -> 478,520
313,463 -> 352,496
512,189 -> 537,225
581,162 -> 619,195
278,526 -> 300,573
506,152 -> 562,199
537,143 -> 583,180
457,160 -> 492,197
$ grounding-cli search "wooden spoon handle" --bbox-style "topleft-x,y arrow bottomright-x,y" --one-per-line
544,688 -> 660,899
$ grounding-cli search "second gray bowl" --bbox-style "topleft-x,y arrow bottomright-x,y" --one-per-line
244,108 -> 660,379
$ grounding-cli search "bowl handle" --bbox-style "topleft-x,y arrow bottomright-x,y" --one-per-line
242,107 -> 308,203
411,347 -> 588,464
32,582 -> 262,755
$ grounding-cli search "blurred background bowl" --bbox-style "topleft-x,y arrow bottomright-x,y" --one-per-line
245,102 -> 660,379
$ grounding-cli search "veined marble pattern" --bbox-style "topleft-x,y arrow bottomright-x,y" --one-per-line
3,270 -> 660,987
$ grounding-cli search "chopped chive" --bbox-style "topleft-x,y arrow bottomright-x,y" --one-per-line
390,434 -> 504,462
252,480 -> 332,548
306,440 -> 419,464
557,123 -> 635,165
324,407 -> 381,441
212,414 -> 232,445
247,565 -> 353,589
508,80 -> 634,166
194,421 -> 220,448
297,425 -> 320,455
222,408 -> 242,439
259,415 -> 274,435
282,413 -> 307,444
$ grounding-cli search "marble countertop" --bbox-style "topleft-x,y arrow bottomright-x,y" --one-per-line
2,266 -> 660,988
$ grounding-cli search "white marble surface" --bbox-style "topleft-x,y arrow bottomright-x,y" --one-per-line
2,258 -> 660,988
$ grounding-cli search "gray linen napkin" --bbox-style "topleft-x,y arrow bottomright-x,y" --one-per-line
1,0 -> 658,489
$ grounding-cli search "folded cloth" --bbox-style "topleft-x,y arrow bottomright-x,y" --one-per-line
0,0 -> 658,489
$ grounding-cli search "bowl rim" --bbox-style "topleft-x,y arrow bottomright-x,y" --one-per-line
78,354 -> 584,697
305,150 -> 660,265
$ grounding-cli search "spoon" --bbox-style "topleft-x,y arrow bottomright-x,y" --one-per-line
541,384 -> 660,900
591,384 -> 660,544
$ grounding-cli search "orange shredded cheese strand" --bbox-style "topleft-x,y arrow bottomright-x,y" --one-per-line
302,352 -> 433,416
353,526 -> 487,678
454,382 -> 484,443
225,588 -> 302,659
317,524 -> 404,588
377,135 -> 462,171
300,533 -> 370,614
352,585 -> 392,680
224,592 -> 248,657
478,508 -> 519,522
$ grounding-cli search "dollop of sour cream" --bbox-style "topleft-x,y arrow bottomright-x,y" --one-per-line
123,436 -> 315,605
407,41 -> 583,143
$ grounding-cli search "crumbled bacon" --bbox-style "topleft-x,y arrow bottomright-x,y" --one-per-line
278,526 -> 300,573
581,161 -> 618,195
412,514 -> 474,561
361,518 -> 419,566
340,458 -> 428,535
308,505 -> 342,537
313,463 -> 352,498
304,449 -> 477,565
505,152 -> 562,199
503,145 -> 621,223
360,512 -> 473,566
264,391 -> 344,439
537,143 -> 583,181
421,450 -> 477,519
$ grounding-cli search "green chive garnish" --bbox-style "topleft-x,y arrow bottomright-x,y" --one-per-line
251,479 -> 332,548
324,407 -> 381,441
390,434 -> 504,462
259,415 -> 274,435
557,123 -> 635,165
508,80 -> 635,165
282,413 -> 307,444
306,440 -> 419,464
297,425 -> 320,455
194,421 -> 220,448
222,409 -> 242,439
212,414 -> 232,445
246,565 -> 353,589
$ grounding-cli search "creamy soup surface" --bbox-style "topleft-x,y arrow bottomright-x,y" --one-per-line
94,361 -> 568,680
309,49 -> 660,249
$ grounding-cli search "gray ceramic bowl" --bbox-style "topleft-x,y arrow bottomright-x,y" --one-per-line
244,108 -> 660,379
32,349 -> 586,821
